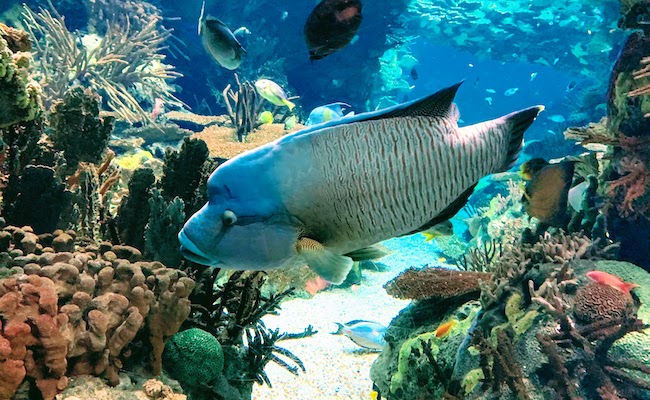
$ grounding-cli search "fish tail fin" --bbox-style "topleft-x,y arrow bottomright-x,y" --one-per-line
623,282 -> 640,293
284,99 -> 295,111
332,323 -> 345,335
496,105 -> 545,172
198,0 -> 206,35
422,232 -> 435,242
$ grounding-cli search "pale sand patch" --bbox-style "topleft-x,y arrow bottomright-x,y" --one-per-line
251,270 -> 409,400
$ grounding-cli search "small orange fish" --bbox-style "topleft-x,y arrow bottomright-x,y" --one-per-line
586,270 -> 639,294
435,320 -> 457,339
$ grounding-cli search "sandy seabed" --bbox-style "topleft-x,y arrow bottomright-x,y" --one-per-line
251,234 -> 445,400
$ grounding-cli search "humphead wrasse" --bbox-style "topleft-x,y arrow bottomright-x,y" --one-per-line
178,82 -> 543,284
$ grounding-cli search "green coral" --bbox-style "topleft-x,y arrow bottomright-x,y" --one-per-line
116,168 -> 155,250
48,86 -> 113,174
462,368 -> 485,395
0,34 -> 41,128
145,189 -> 185,267
160,138 -> 211,216
162,328 -> 224,391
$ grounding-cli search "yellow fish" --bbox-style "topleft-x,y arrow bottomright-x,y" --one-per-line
421,220 -> 453,242
258,111 -> 274,124
255,79 -> 295,111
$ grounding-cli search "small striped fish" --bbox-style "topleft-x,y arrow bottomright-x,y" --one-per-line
179,82 -> 543,283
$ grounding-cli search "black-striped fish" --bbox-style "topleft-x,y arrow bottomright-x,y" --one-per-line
178,82 -> 543,284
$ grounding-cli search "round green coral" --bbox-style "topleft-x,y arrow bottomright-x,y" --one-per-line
162,328 -> 224,390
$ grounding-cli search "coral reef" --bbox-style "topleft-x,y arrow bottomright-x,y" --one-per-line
173,269 -> 313,400
371,231 -> 650,399
0,226 -> 194,399
23,5 -> 182,124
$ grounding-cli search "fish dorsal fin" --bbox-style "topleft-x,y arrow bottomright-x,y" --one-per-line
370,81 -> 463,121
198,1 -> 206,35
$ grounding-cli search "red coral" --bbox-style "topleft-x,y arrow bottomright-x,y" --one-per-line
609,156 -> 650,217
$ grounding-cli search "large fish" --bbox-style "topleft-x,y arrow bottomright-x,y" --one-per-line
178,82 -> 543,284
304,0 -> 362,60
198,1 -> 245,70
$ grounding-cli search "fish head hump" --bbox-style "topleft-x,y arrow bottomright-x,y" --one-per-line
179,152 -> 301,270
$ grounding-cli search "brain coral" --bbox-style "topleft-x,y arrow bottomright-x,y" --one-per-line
573,282 -> 633,324
163,328 -> 224,391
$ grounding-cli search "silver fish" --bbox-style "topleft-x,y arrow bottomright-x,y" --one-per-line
198,1 -> 245,70
332,320 -> 387,350
178,82 -> 543,284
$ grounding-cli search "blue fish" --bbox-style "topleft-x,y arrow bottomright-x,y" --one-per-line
332,320 -> 387,350
306,102 -> 354,126
178,82 -> 543,284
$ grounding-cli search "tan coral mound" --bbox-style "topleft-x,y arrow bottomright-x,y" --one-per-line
192,122 -> 303,159
384,267 -> 491,301
0,226 -> 194,400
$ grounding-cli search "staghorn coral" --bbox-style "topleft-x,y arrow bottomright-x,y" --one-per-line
22,5 -> 183,125
0,24 -> 42,128
0,227 -> 194,399
384,266 -> 490,302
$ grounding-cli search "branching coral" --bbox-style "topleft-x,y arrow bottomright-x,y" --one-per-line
22,5 -> 183,124
223,74 -> 265,141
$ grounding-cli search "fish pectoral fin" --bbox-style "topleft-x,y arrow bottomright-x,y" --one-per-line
296,237 -> 353,285
345,244 -> 392,261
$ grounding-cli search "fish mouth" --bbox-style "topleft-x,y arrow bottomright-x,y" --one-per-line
178,230 -> 218,266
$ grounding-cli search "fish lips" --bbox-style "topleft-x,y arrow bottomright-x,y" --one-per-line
178,229 -> 219,266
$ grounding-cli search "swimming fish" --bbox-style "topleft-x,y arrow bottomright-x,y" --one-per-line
331,320 -> 387,350
198,1 -> 245,70
530,72 -> 538,81
504,87 -> 519,96
255,79 -> 295,111
567,180 -> 587,212
306,102 -> 353,126
435,319 -> 457,338
547,114 -> 566,123
520,158 -> 575,227
284,115 -> 297,130
258,111 -> 274,124
304,0 -> 363,60
370,383 -> 382,400
421,220 -> 453,242
586,270 -> 639,294
178,82 -> 543,284
410,67 -> 418,80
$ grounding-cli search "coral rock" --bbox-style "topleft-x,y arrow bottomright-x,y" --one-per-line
384,266 -> 491,301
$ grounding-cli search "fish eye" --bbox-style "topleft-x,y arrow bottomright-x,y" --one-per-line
222,210 -> 237,226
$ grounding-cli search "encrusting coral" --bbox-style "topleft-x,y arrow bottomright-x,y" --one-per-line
0,224 -> 194,399
384,266 -> 490,302
0,23 -> 41,128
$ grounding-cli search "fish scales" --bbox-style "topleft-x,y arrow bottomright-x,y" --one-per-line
280,116 -> 505,253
